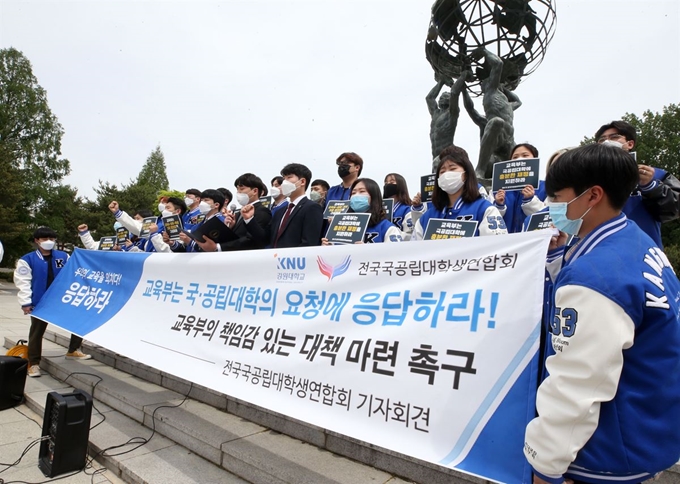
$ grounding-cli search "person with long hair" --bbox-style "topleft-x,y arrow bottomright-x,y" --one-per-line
323,177 -> 403,244
413,145 -> 507,240
383,173 -> 414,239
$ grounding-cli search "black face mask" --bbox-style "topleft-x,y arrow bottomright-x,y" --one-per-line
337,164 -> 351,178
383,184 -> 399,198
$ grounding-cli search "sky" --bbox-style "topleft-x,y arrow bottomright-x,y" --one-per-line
1,0 -> 679,203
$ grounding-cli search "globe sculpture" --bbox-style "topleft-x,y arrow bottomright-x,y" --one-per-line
425,0 -> 556,179
426,0 -> 557,95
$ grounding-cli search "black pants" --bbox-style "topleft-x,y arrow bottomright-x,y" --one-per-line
28,316 -> 83,365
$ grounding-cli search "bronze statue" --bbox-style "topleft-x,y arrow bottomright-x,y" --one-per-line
469,47 -> 522,179
427,71 -> 470,159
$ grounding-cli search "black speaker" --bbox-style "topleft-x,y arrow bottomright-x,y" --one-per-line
0,355 -> 27,410
38,390 -> 93,477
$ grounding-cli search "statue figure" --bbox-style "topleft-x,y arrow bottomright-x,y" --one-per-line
491,0 -> 538,50
427,70 -> 470,160
469,47 -> 522,179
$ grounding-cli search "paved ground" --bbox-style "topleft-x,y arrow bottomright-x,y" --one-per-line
0,284 -> 126,484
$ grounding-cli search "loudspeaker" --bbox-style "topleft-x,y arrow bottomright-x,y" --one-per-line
38,390 -> 93,477
0,355 -> 27,410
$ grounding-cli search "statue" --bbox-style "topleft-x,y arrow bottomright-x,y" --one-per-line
424,0 -> 556,180
469,48 -> 522,179
427,71 -> 471,159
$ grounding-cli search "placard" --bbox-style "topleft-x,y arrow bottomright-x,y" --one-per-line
491,158 -> 540,191
420,174 -> 437,203
325,213 -> 370,245
323,200 -> 351,219
97,236 -> 117,251
423,218 -> 478,240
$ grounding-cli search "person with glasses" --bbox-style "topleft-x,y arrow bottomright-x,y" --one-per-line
594,120 -> 680,247
524,143 -> 680,484
325,152 -> 363,208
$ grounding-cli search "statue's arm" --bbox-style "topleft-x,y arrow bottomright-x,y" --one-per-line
482,48 -> 503,91
448,71 -> 469,117
426,79 -> 445,116
463,89 -> 486,127
503,87 -> 523,111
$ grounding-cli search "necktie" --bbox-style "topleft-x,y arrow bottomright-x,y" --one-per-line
275,203 -> 295,245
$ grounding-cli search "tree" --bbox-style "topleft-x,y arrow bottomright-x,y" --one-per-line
0,47 -> 70,207
136,145 -> 169,192
0,143 -> 28,266
625,104 -> 680,176
582,104 -> 680,266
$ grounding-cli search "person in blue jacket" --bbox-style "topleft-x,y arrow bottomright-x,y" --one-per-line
524,143 -> 680,484
383,173 -> 416,239
412,145 -> 508,240
323,178 -> 403,244
14,227 -> 91,378
595,120 -> 680,247
492,143 -> 544,232
325,152 -> 363,207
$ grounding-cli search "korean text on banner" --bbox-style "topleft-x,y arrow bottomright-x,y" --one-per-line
33,230 -> 552,484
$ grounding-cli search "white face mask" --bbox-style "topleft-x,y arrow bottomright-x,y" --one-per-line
437,171 -> 465,194
157,203 -> 166,213
39,240 -> 56,251
235,192 -> 250,206
161,209 -> 174,218
309,190 -> 322,202
198,201 -> 211,214
601,139 -> 625,150
184,197 -> 195,207
280,179 -> 297,197
270,186 -> 281,199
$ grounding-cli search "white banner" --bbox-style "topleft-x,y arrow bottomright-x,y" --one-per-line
34,230 -> 552,483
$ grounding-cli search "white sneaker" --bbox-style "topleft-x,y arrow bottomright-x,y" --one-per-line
27,365 -> 41,378
65,350 -> 92,360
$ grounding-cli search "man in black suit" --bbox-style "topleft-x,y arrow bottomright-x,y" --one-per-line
245,163 -> 323,248
196,173 -> 271,251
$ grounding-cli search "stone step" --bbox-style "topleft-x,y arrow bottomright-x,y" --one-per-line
13,331 -> 678,484
4,334 -> 422,484
7,347 -> 248,484
15,330 -> 483,483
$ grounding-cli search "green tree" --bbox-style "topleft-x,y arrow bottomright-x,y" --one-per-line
0,143 -> 28,266
0,47 -> 70,206
136,145 -> 169,192
583,104 -> 680,266
625,104 -> 680,176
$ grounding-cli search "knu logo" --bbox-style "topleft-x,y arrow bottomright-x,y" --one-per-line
276,257 -> 306,270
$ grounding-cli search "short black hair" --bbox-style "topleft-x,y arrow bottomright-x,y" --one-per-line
271,176 -> 283,186
166,197 -> 188,215
511,143 -> 539,158
217,188 -> 233,205
594,120 -> 637,147
134,209 -> 153,218
185,188 -> 201,198
281,163 -> 312,190
546,143 -> 638,210
234,173 -> 267,197
311,179 -> 330,191
33,226 -> 57,239
201,189 -> 226,210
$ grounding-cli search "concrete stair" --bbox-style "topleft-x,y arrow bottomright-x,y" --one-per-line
8,330 -> 678,484
4,331 -> 480,484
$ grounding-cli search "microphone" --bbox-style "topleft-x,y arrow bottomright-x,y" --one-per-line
229,204 -> 237,212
